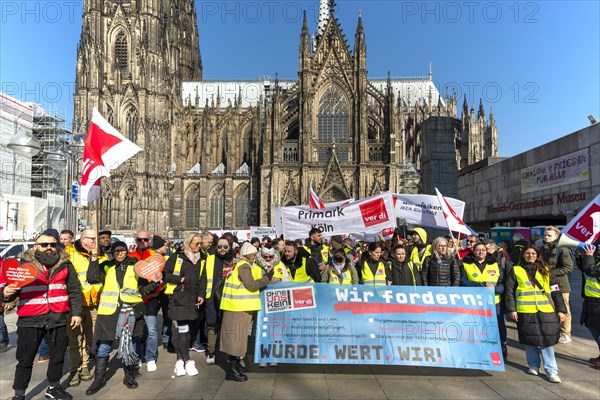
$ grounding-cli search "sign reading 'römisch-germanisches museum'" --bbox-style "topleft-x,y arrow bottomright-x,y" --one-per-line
520,149 -> 589,194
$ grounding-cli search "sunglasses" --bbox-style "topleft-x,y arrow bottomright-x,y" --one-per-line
217,245 -> 229,249
37,242 -> 57,248
262,255 -> 274,260
136,238 -> 150,242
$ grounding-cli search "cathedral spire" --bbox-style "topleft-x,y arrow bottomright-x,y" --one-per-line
478,98 -> 485,118
316,0 -> 330,40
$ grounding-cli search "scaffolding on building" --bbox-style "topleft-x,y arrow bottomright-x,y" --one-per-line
29,104 -> 71,198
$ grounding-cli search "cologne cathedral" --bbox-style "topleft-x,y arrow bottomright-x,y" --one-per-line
73,0 -> 498,235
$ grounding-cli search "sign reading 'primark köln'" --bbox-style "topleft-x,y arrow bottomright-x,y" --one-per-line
255,283 -> 504,371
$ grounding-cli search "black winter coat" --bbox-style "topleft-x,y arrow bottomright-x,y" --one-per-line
163,251 -> 206,321
87,257 -> 156,340
579,255 -> 600,330
505,262 -> 567,347
421,253 -> 459,287
390,257 -> 421,286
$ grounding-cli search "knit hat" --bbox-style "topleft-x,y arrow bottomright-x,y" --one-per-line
330,235 -> 343,244
240,242 -> 257,256
111,241 -> 128,253
152,235 -> 167,250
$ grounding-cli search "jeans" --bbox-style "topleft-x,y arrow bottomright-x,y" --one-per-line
587,326 -> 600,348
0,313 -> 8,344
143,299 -> 159,362
38,338 -> 48,357
525,345 -> 558,374
158,293 -> 171,344
97,337 -> 141,359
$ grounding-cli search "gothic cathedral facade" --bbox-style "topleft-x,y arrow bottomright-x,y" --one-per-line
73,0 -> 498,236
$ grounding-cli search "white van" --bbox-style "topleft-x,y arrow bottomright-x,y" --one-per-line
0,242 -> 35,259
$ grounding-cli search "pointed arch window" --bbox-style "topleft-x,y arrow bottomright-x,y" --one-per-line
317,85 -> 350,162
115,31 -> 128,75
234,185 -> 249,228
209,185 -> 224,228
102,190 -> 113,227
124,185 -> 135,228
185,184 -> 200,229
126,107 -> 138,142
105,106 -> 114,125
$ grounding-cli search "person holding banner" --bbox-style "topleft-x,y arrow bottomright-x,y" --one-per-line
390,244 -> 422,286
322,249 -> 359,284
220,243 -> 272,381
421,237 -> 460,287
85,241 -> 161,395
1,234 -> 82,400
578,244 -> 600,369
277,241 -> 322,283
459,243 -> 506,358
505,244 -> 567,383
357,242 -> 391,286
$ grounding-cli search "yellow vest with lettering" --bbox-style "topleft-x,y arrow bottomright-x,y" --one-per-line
513,265 -> 554,313
462,261 -> 501,303
361,260 -> 387,286
410,244 -> 431,271
274,258 -> 313,283
220,261 -> 263,312
69,250 -> 109,307
98,264 -> 143,315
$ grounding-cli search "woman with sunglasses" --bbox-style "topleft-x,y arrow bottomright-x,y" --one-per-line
162,233 -> 206,377
85,241 -> 161,395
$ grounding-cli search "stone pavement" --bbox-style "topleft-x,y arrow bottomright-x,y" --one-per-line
1,273 -> 599,400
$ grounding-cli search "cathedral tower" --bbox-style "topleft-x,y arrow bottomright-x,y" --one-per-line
73,0 -> 202,232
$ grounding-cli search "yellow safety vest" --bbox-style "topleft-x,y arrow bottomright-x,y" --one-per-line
164,256 -> 184,295
513,265 -> 555,313
202,254 -> 218,299
303,244 -> 330,263
584,259 -> 600,298
69,250 -> 108,307
361,260 -> 387,286
220,261 -> 263,312
97,264 -> 143,315
327,267 -> 353,284
462,261 -> 501,303
274,258 -> 313,283
410,244 -> 431,271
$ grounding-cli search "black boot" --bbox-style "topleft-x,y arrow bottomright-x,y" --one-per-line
225,356 -> 248,382
122,365 -> 138,389
237,357 -> 248,373
86,357 -> 109,396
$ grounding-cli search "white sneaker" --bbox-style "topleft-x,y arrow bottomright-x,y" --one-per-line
206,353 -> 215,365
147,360 -> 157,372
558,334 -> 572,344
174,360 -> 186,376
258,363 -> 267,368
185,360 -> 199,376
527,368 -> 539,376
548,372 -> 561,383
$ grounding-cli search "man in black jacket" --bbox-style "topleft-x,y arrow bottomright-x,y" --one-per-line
1,234 -> 82,400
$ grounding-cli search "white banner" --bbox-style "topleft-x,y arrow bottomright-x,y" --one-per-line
393,193 -> 466,230
274,198 -> 354,237
280,192 -> 395,240
250,226 -> 277,239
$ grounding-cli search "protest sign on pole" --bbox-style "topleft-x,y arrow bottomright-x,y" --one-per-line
561,193 -> 600,244
255,282 -> 504,371
275,198 -> 355,238
393,193 -> 466,230
250,226 -> 277,239
279,192 -> 395,240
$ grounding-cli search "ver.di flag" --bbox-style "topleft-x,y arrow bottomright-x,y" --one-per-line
561,193 -> 600,244
435,188 -> 475,236
80,108 -> 142,206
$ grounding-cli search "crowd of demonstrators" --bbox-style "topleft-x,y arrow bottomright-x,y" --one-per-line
2,224 -> 600,395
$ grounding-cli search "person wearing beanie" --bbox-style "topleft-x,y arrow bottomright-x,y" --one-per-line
85,241 -> 162,395
219,241 -> 272,381
98,230 -> 112,260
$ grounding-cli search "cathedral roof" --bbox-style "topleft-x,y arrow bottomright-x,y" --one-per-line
369,78 -> 444,107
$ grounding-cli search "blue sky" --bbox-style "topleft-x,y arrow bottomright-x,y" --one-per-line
1,0 -> 598,157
